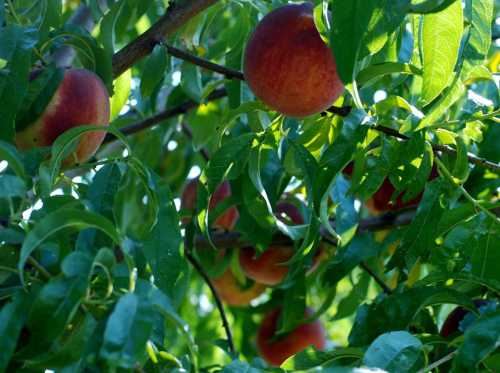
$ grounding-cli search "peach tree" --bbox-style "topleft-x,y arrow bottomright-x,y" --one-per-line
0,0 -> 499,371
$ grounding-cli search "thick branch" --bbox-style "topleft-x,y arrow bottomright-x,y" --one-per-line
112,0 -> 221,78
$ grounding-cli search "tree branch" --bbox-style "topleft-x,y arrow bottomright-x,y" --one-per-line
112,0 -> 221,78
374,125 -> 500,173
103,88 -> 227,143
184,249 -> 235,355
163,43 -> 244,80
360,261 -> 392,294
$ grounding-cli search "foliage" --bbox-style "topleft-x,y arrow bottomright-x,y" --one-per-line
0,0 -> 499,372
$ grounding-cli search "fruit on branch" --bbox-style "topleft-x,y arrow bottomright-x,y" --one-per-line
15,68 -> 110,164
239,201 -> 321,285
366,167 -> 439,214
211,268 -> 267,306
440,299 -> 492,338
243,3 -> 344,118
257,307 -> 326,366
181,178 -> 239,230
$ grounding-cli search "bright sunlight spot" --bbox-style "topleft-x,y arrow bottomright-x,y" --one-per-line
167,140 -> 178,151
468,90 -> 494,107
373,90 -> 388,103
0,160 -> 8,173
187,165 -> 201,179
172,71 -> 181,86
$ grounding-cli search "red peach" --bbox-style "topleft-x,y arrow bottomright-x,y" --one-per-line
239,201 -> 321,285
15,68 -> 110,164
257,307 -> 326,366
180,178 -> 239,230
243,3 -> 344,118
211,269 -> 266,307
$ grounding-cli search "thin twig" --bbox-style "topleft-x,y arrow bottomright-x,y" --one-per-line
417,350 -> 458,373
184,249 -> 235,355
103,88 -> 227,143
374,125 -> 500,173
27,256 -> 52,280
181,123 -> 210,162
360,261 -> 392,294
112,0 -> 221,78
163,43 -> 244,80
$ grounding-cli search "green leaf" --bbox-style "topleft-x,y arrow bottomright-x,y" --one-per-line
48,124 -> 131,185
19,208 -> 120,284
97,0 -> 126,53
357,62 -> 421,86
461,0 -> 494,78
0,292 -> 31,373
410,0 -> 459,14
333,272 -> 371,320
100,292 -> 155,369
143,181 -> 186,305
278,272 -> 306,335
15,66 -> 65,132
421,0 -> 463,105
282,347 -> 364,370
363,331 -> 423,372
470,215 -> 500,282
348,286 -> 475,346
181,61 -> 202,102
110,68 -> 131,120
0,26 -> 37,142
452,310 -> 500,372
330,175 -> 359,247
322,234 -> 381,287
391,179 -> 448,269
27,275 -> 89,343
329,0 -> 379,83
140,45 -> 167,98
220,360 -> 261,373
0,175 -> 26,198
25,313 -> 96,369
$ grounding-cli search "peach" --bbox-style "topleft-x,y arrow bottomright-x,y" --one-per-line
243,3 -> 344,118
239,201 -> 321,285
440,299 -> 490,338
180,178 -> 239,230
257,307 -> 326,366
211,269 -> 266,307
15,68 -> 110,163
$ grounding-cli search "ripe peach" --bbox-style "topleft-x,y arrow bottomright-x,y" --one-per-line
440,299 -> 490,338
211,269 -> 266,307
366,167 -> 439,214
243,3 -> 344,118
180,178 -> 239,230
239,201 -> 321,285
257,307 -> 326,366
15,68 -> 110,163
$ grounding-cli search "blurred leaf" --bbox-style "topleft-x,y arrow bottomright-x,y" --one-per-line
0,292 -> 31,373
348,286 -> 475,346
357,62 -> 421,86
181,61 -> 202,102
421,0 -> 463,105
333,272 -> 371,320
330,174 -> 359,247
25,314 -> 96,370
278,272 -> 306,335
0,175 -> 25,198
470,215 -> 500,282
282,347 -> 363,370
410,0 -> 460,14
322,234 -> 381,287
0,25 -> 37,141
390,179 -> 448,269
363,331 -> 423,372
19,208 -> 120,284
452,310 -> 500,372
220,360 -> 261,373
140,45 -> 167,98
100,292 -> 155,369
